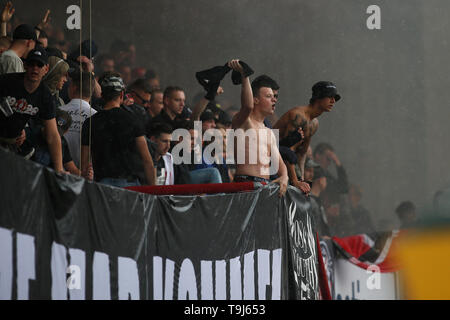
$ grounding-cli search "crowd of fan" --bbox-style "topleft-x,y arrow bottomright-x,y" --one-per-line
0,3 -> 418,239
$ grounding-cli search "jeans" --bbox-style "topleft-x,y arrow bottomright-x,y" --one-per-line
99,178 -> 141,188
189,167 -> 222,184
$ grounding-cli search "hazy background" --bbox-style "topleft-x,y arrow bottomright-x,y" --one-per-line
10,0 -> 450,228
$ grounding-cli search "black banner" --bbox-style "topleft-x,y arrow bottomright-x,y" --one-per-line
0,148 -> 319,300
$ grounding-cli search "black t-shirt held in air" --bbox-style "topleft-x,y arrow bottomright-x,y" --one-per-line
81,107 -> 145,182
0,73 -> 56,138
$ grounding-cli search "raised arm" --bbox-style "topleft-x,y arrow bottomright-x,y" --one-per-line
35,9 -> 50,39
229,59 -> 253,128
135,135 -> 156,185
191,86 -> 224,121
1,1 -> 14,37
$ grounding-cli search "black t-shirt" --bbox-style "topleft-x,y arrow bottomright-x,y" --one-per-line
81,107 -> 145,182
0,73 -> 56,138
121,103 -> 151,133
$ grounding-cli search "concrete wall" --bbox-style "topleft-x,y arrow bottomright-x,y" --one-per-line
11,0 -> 450,228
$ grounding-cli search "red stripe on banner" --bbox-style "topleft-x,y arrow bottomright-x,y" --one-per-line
332,232 -> 402,273
332,235 -> 372,258
125,182 -> 264,195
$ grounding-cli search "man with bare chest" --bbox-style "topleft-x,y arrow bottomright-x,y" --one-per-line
228,59 -> 288,197
273,81 -> 341,193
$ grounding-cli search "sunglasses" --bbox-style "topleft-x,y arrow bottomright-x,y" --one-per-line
131,91 -> 150,105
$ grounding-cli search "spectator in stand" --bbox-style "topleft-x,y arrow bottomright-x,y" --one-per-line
313,142 -> 350,213
65,39 -> 101,100
147,88 -> 164,120
252,75 -> 280,129
60,70 -> 97,167
348,184 -> 376,235
171,120 -> 223,184
94,53 -> 115,77
38,30 -> 48,48
395,201 -> 417,229
305,159 -> 331,237
199,109 -> 217,132
43,56 -> 69,107
148,122 -> 174,185
150,86 -> 186,128
124,78 -> 152,129
80,72 -> 156,187
109,39 -> 130,66
0,47 -> 64,172
144,69 -> 160,90
0,24 -> 36,74
216,109 -> 232,130
131,67 -> 146,83
117,63 -> 132,86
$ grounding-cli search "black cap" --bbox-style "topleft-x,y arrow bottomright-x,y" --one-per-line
26,47 -> 48,65
200,109 -> 216,122
312,81 -> 341,101
13,24 -> 37,41
217,110 -> 232,125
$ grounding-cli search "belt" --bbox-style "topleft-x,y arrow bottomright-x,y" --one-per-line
234,175 -> 270,184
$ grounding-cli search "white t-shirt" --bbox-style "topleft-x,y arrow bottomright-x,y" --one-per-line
0,50 -> 24,74
60,99 -> 97,167
162,152 -> 174,185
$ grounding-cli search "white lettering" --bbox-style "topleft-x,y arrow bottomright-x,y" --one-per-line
243,251 -> 255,300
178,259 -> 197,300
17,233 -> 35,300
200,260 -> 213,300
229,257 -> 242,300
66,5 -> 81,30
366,5 -> 381,30
118,257 -> 140,300
0,228 -> 13,299
68,248 -> 85,299
257,249 -> 270,300
215,260 -> 226,300
93,252 -> 110,300
271,249 -> 282,300
51,242 -> 67,300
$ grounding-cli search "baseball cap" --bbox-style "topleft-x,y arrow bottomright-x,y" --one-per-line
99,74 -> 125,92
200,109 -> 216,122
26,47 -> 49,65
13,24 -> 37,41
311,81 -> 341,101
217,110 -> 232,126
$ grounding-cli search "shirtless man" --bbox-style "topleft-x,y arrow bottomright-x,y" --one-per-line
273,81 -> 341,194
229,59 -> 288,197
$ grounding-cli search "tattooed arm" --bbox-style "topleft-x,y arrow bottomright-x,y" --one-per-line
295,118 -> 319,180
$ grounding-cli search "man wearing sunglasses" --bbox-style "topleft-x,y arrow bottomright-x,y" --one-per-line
0,47 -> 64,173
122,78 -> 152,131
